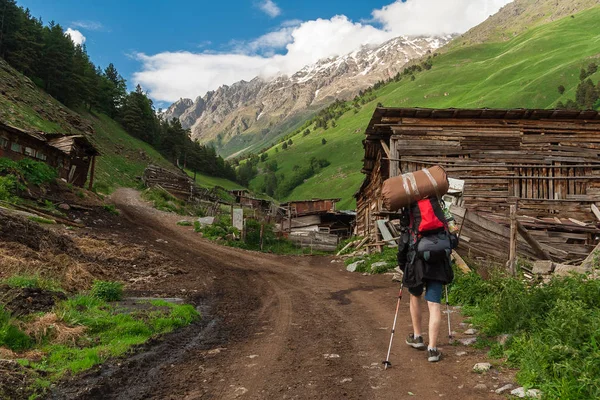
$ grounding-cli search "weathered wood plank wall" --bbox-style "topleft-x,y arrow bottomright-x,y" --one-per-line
356,108 -> 600,263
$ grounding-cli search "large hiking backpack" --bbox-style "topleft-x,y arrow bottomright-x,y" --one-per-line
409,197 -> 447,236
409,198 -> 458,263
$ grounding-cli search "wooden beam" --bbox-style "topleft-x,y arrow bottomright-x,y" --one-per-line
88,155 -> 96,191
516,220 -> 552,261
581,241 -> 600,270
452,250 -> 470,273
355,236 -> 369,251
379,140 -> 391,159
568,218 -> 587,227
0,202 -> 84,228
336,239 -> 359,256
507,204 -> 518,277
592,204 -> 600,223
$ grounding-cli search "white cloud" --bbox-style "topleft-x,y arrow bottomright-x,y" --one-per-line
133,52 -> 274,102
280,19 -> 303,28
258,0 -> 281,18
72,20 -> 103,31
65,28 -> 86,45
133,0 -> 511,103
372,0 -> 512,36
246,27 -> 295,52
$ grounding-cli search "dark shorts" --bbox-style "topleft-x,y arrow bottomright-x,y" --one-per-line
408,280 -> 443,303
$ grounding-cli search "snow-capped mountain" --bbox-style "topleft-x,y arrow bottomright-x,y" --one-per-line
164,35 -> 454,156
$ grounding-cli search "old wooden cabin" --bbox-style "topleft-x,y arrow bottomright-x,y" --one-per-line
356,107 -> 600,263
279,199 -> 355,251
0,121 -> 99,187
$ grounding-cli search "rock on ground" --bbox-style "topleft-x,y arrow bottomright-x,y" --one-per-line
511,387 -> 542,398
472,362 -> 492,373
371,261 -> 388,268
346,260 -> 364,272
495,384 -> 514,394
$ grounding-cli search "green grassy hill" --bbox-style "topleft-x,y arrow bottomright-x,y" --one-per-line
451,0 -> 599,48
248,6 -> 600,209
185,169 -> 241,191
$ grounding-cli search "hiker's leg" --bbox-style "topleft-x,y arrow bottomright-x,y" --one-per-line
424,281 -> 443,349
408,286 -> 424,336
427,301 -> 441,348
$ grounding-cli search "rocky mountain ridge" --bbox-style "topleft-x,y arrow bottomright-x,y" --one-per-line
164,35 -> 453,156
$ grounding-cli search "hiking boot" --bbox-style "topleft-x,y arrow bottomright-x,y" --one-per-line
405,334 -> 426,350
427,348 -> 442,362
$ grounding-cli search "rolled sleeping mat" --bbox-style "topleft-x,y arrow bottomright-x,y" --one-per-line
381,165 -> 449,211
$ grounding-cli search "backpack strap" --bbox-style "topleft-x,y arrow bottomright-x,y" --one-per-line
423,167 -> 441,200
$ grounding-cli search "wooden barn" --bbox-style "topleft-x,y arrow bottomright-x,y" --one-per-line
278,199 -> 355,251
0,122 -> 99,188
356,107 -> 600,263
231,189 -> 272,214
281,198 -> 340,217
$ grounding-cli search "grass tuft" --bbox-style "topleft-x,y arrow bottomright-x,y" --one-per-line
89,281 -> 123,302
102,204 -> 120,216
28,216 -> 56,224
344,246 -> 397,274
2,274 -> 64,292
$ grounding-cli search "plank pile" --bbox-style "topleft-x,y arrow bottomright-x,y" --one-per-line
288,231 -> 339,252
143,165 -> 219,202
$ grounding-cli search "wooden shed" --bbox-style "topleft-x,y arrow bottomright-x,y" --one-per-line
281,198 -> 340,217
0,122 -> 99,188
356,107 -> 600,263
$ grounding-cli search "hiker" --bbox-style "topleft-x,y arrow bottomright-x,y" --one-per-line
397,198 -> 456,362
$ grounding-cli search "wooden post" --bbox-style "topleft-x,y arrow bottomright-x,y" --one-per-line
230,204 -> 233,224
88,156 -> 96,191
242,219 -> 247,243
288,207 -> 292,232
507,204 -> 518,277
389,138 -> 399,178
260,223 -> 264,251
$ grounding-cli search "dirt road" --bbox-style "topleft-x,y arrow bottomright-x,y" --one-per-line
51,189 -> 510,400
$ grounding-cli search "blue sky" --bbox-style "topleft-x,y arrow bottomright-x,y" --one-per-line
17,0 -> 511,106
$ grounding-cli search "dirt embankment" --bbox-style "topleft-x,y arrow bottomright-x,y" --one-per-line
0,207 -> 185,292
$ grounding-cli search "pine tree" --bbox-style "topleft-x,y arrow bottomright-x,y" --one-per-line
103,63 -> 127,116
4,7 -> 43,77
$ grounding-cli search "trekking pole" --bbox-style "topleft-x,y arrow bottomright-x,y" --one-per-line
445,285 -> 453,343
382,283 -> 403,370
